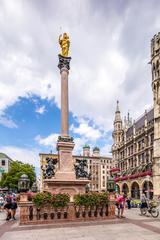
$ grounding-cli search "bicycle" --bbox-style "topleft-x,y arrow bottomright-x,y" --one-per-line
140,200 -> 159,218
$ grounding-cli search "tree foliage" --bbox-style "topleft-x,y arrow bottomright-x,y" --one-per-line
0,160 -> 36,191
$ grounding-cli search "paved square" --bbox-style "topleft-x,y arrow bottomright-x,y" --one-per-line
1,209 -> 160,240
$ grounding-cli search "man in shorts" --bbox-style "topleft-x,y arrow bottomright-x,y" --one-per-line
11,198 -> 18,220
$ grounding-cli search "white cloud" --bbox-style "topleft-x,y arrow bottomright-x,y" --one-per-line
100,144 -> 112,157
0,145 -> 39,167
0,0 -> 159,132
73,137 -> 87,155
35,105 -> 46,114
70,118 -> 102,141
0,114 -> 17,128
34,129 -> 112,157
35,133 -> 59,147
35,133 -> 91,156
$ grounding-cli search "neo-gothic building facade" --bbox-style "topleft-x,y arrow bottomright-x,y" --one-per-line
112,33 -> 160,199
40,145 -> 112,192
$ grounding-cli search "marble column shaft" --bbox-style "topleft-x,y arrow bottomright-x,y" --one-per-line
60,68 -> 69,137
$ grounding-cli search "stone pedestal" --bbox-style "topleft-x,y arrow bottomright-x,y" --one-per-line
44,137 -> 89,200
56,138 -> 75,180
19,193 -> 28,202
44,179 -> 89,202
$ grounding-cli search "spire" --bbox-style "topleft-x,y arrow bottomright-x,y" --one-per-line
116,100 -> 120,112
127,111 -> 130,122
125,110 -> 132,127
114,100 -> 122,123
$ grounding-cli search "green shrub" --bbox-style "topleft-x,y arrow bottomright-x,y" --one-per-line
131,199 -> 141,205
33,192 -> 45,208
32,192 -> 70,209
51,193 -> 70,208
98,192 -> 109,205
74,192 -> 108,207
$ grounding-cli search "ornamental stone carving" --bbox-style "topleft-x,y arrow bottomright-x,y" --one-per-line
42,157 -> 58,179
58,54 -> 71,71
74,159 -> 91,179
58,135 -> 74,143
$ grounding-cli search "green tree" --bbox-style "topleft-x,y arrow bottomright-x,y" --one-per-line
0,160 -> 36,191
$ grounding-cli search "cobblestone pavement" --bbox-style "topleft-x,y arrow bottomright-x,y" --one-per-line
1,208 -> 160,239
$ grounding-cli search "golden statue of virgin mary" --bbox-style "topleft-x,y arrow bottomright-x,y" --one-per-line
59,32 -> 70,57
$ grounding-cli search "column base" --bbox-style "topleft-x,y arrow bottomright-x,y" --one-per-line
43,136 -> 90,199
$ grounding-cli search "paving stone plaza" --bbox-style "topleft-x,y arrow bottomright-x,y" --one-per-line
1,209 -> 160,239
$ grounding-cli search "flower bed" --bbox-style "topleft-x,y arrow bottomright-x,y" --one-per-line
115,171 -> 152,182
114,177 -> 121,182
110,168 -> 120,173
121,176 -> 128,181
130,199 -> 141,208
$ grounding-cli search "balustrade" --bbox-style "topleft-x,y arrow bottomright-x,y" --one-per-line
19,201 -> 115,225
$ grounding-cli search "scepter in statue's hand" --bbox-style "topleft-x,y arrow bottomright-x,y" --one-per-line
59,34 -> 62,44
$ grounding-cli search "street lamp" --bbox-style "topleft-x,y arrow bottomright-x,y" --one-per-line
18,174 -> 30,193
107,176 -> 116,193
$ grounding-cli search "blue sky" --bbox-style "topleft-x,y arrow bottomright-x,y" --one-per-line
0,95 -> 111,151
0,0 -> 160,175
0,95 -> 112,174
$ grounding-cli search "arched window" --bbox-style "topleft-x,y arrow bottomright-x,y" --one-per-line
131,182 -> 140,199
142,181 -> 153,199
122,183 -> 129,195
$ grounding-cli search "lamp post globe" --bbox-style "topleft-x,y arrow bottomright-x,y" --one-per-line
18,174 -> 30,193
107,176 -> 116,193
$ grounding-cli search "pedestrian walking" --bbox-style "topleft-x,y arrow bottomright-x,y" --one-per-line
126,197 -> 131,209
4,196 -> 12,221
11,198 -> 17,220
116,194 -> 127,218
